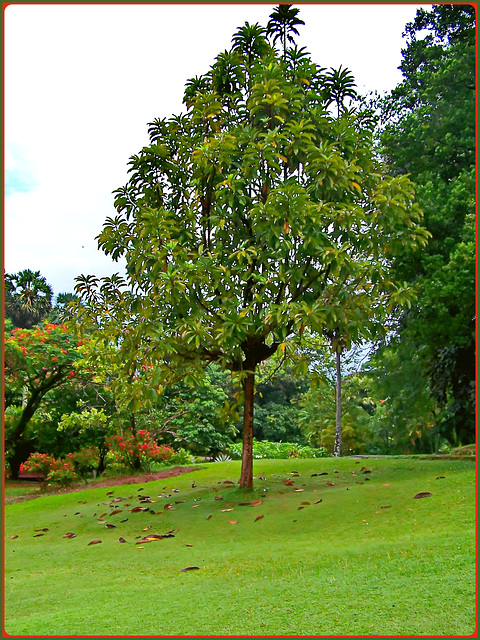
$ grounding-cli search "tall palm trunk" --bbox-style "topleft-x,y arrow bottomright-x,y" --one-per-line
333,347 -> 342,457
239,368 -> 255,488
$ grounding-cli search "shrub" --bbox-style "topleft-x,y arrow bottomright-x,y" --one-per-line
228,439 -> 327,460
20,452 -> 56,477
67,448 -> 100,479
46,459 -> 78,486
20,452 -> 79,487
107,430 -> 175,472
168,448 -> 195,466
215,453 -> 232,462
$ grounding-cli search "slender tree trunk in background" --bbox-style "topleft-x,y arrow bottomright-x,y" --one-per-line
129,413 -> 141,470
239,368 -> 255,488
334,347 -> 342,457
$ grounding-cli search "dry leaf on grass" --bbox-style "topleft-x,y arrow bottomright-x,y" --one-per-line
414,492 -> 432,499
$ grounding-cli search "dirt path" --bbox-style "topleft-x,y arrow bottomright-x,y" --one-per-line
5,466 -> 202,504
89,466 -> 201,488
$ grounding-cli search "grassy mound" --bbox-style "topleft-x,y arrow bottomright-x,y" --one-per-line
4,457 -> 476,636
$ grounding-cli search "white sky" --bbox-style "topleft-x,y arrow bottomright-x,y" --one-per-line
4,2 -> 428,298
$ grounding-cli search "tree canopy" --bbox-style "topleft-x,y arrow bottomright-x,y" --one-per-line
5,269 -> 53,329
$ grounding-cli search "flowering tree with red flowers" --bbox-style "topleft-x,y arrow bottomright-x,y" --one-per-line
4,323 -> 86,477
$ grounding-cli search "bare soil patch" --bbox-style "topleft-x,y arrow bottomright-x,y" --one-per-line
5,466 -> 201,504
90,466 -> 201,488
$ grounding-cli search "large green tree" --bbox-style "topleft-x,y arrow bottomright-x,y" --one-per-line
376,4 -> 476,445
75,8 -> 428,487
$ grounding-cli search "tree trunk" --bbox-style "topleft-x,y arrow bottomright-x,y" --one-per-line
129,413 -> 142,470
333,347 -> 342,457
239,368 -> 255,488
8,439 -> 36,480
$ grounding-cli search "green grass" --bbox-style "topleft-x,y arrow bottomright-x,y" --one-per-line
4,457 -> 476,636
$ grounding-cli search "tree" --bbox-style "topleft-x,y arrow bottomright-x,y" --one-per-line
49,292 -> 79,324
266,4 -> 305,59
231,22 -> 271,74
5,269 -> 53,329
376,4 -> 476,445
75,8 -> 429,488
323,66 -> 358,117
298,371 -> 374,455
4,323 -> 84,477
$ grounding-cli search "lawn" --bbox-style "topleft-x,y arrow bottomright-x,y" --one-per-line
4,457 -> 476,636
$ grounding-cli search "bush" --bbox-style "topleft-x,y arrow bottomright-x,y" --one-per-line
20,452 -> 78,487
20,452 -> 56,477
107,430 -> 175,472
228,439 -> 327,460
46,459 -> 78,486
67,448 -> 99,479
168,448 -> 196,466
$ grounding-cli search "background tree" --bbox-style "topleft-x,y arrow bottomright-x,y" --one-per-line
266,4 -> 305,59
4,323 -> 85,477
5,269 -> 53,329
298,371 -> 374,455
49,292 -> 79,324
375,4 -> 476,446
75,7 -> 429,488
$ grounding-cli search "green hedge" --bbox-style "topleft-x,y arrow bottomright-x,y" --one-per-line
228,439 -> 327,460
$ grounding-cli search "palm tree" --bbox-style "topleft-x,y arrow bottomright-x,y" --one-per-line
210,50 -> 245,101
323,66 -> 357,117
5,269 -> 53,328
266,4 -> 305,60
231,22 -> 270,69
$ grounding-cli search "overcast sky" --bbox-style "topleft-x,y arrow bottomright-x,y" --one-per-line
4,2 -> 428,298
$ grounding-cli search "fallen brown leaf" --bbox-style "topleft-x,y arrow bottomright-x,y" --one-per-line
180,566 -> 200,572
88,539 -> 102,545
414,491 -> 432,499
254,514 -> 264,522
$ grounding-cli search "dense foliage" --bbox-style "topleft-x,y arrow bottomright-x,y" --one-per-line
371,4 -> 476,448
